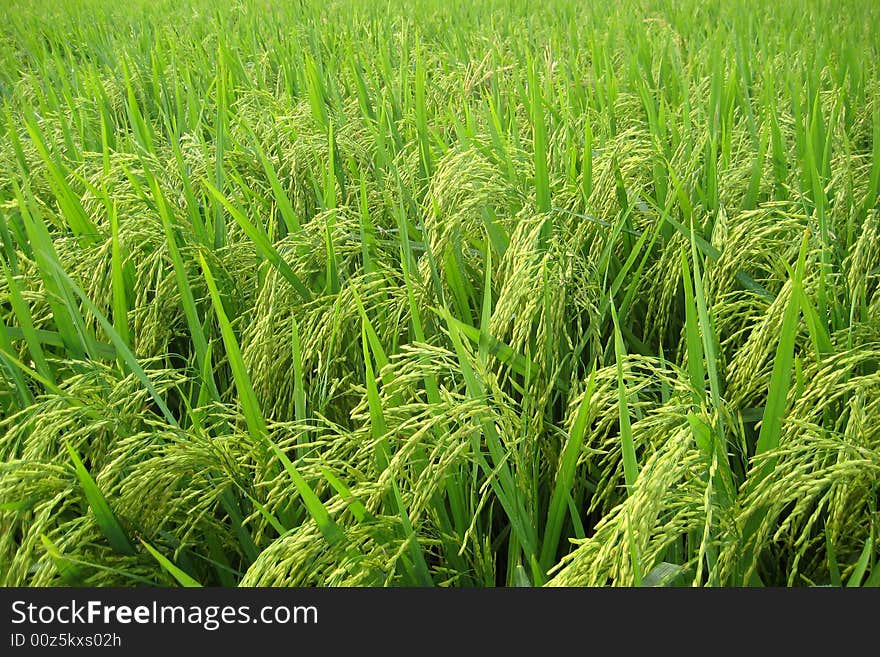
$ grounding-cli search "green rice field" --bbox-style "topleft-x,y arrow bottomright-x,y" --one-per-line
1,0 -> 879,587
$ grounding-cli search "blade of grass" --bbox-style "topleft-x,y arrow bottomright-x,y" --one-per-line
141,540 -> 203,587
65,441 -> 134,556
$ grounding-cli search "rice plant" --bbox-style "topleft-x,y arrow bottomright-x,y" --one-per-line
1,0 -> 878,587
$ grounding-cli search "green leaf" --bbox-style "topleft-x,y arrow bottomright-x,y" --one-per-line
610,300 -> 638,491
65,441 -> 134,556
846,536 -> 874,588
46,258 -> 178,427
200,253 -> 343,547
540,368 -> 595,571
141,540 -> 203,587
203,179 -> 312,302
755,232 -> 808,457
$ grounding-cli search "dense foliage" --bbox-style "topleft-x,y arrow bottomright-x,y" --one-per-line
1,0 -> 879,586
